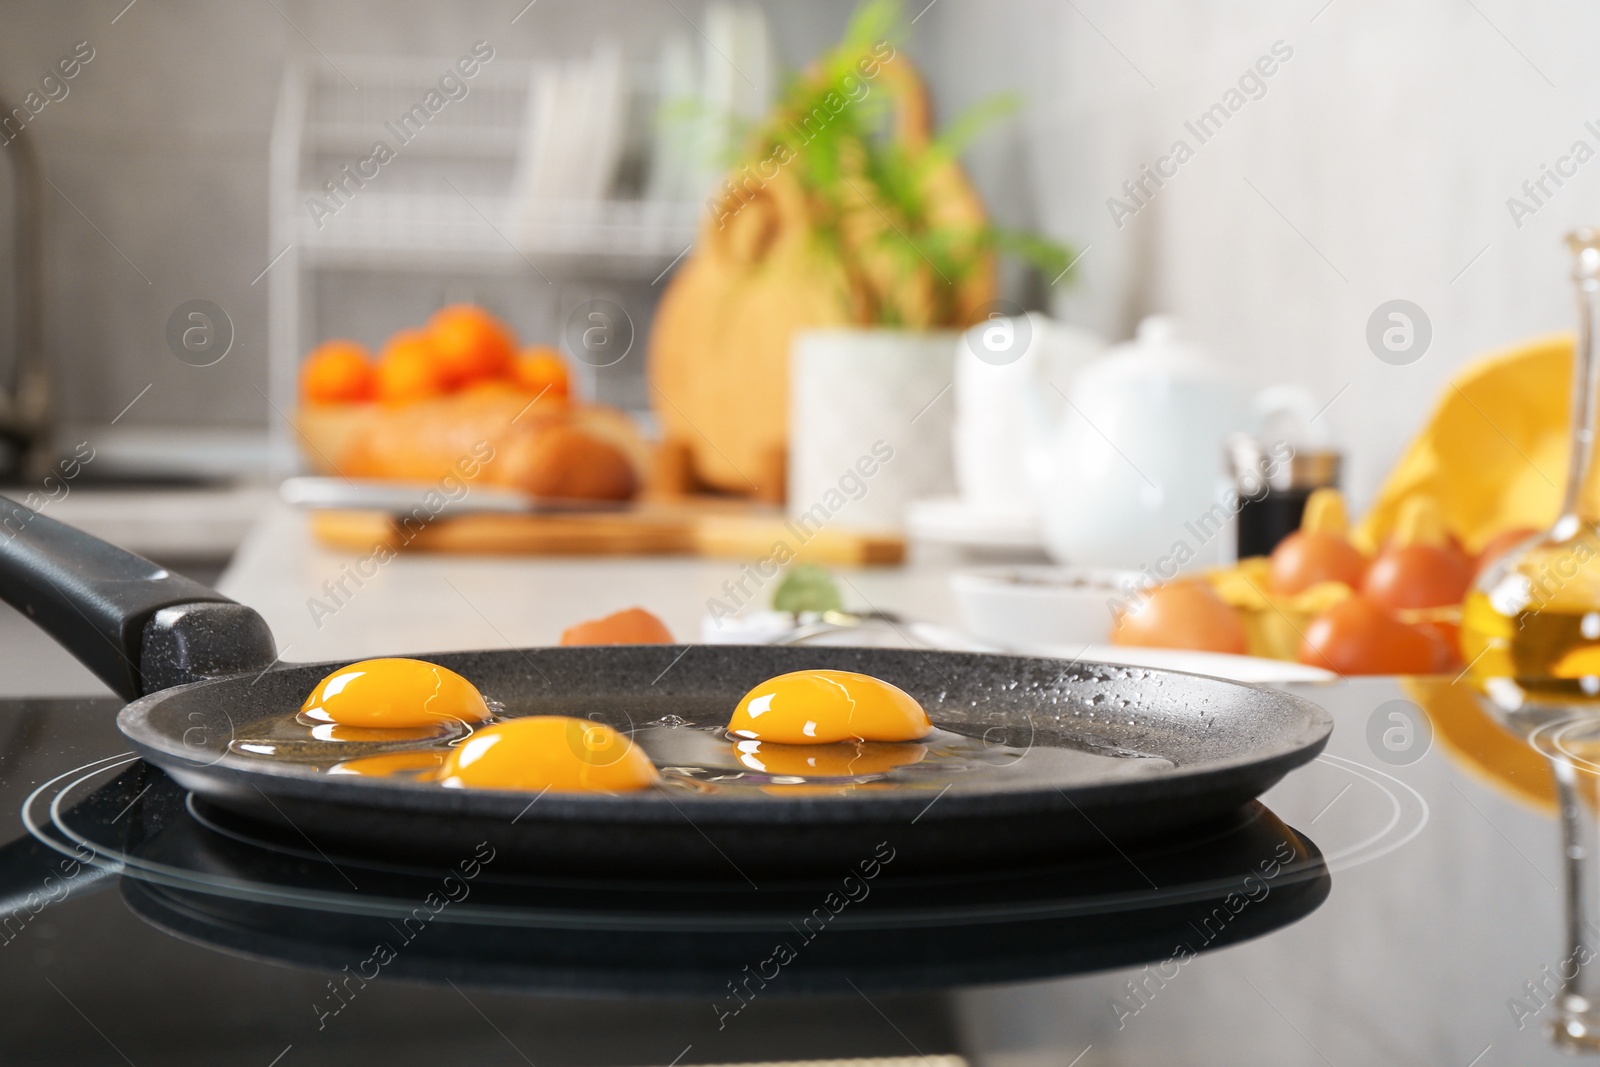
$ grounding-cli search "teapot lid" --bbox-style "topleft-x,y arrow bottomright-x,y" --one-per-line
1091,315 -> 1221,381
1136,315 -> 1181,345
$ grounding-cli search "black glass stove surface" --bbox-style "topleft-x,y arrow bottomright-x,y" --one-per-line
0,697 -> 1326,1067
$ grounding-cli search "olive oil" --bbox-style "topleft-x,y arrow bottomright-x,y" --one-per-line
1462,522 -> 1600,705
1463,590 -> 1600,703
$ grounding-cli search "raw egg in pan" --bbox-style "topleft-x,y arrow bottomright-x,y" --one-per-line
300,658 -> 491,730
728,669 -> 931,744
439,716 -> 659,793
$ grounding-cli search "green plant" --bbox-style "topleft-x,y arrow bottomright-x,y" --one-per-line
773,564 -> 844,614
747,0 -> 1074,327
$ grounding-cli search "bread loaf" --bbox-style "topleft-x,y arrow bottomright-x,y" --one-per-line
337,391 -> 640,501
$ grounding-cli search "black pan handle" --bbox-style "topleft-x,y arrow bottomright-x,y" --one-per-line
0,497 -> 277,700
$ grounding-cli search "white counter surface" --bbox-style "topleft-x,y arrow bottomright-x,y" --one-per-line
44,484 -> 275,560
0,499 -> 967,697
218,502 -> 961,664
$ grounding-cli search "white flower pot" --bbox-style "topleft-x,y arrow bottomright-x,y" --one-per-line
789,328 -> 958,532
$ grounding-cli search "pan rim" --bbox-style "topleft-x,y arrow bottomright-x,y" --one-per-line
116,646 -> 1333,825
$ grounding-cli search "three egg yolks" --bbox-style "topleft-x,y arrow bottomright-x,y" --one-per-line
300,661 -> 928,793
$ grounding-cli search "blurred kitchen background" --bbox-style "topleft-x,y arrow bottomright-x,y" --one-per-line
0,0 -> 1593,683
4,0 -> 1591,489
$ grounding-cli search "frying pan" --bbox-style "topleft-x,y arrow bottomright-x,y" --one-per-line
0,498 -> 1333,878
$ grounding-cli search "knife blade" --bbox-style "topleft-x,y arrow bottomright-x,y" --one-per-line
279,477 -> 635,515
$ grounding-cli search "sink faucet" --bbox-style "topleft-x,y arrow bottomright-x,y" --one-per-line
0,98 -> 53,482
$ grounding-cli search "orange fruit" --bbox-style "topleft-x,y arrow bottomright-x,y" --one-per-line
458,378 -> 521,398
300,340 -> 376,404
513,346 -> 571,400
375,330 -> 448,405
426,304 -> 516,387
560,607 -> 674,646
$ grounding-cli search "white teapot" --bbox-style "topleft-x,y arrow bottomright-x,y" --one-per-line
1022,315 -> 1314,571
952,312 -> 1106,516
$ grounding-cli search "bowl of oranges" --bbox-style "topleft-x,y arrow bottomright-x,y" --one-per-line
301,305 -> 571,408
296,305 -> 644,501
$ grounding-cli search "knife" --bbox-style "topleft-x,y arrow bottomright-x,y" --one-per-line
279,476 -> 635,515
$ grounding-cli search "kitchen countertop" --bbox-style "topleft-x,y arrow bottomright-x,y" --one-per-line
0,497 -> 972,696
41,484 -> 275,562
215,501 -> 966,664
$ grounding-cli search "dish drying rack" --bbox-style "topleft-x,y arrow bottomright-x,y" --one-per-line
269,55 -> 712,269
263,37 -> 768,472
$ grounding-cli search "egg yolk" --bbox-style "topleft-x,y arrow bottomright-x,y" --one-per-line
733,739 -> 927,777
301,658 -> 491,729
439,716 -> 659,793
728,669 -> 931,744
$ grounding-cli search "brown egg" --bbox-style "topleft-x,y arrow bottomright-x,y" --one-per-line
561,607 -> 674,646
1362,498 -> 1474,610
1111,581 -> 1248,655
1298,596 -> 1451,675
1269,532 -> 1368,595
1474,527 -> 1539,577
1268,487 -> 1367,594
1363,544 -> 1474,610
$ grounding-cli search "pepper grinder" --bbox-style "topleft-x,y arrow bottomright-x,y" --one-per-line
1226,434 -> 1343,558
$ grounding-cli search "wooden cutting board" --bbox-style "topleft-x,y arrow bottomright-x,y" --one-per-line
307,501 -> 904,565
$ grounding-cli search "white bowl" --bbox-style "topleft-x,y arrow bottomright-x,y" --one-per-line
906,496 -> 1043,549
949,565 -> 1138,650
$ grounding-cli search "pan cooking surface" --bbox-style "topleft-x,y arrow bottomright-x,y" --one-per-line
220,712 -> 1181,796
118,645 -> 1331,824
